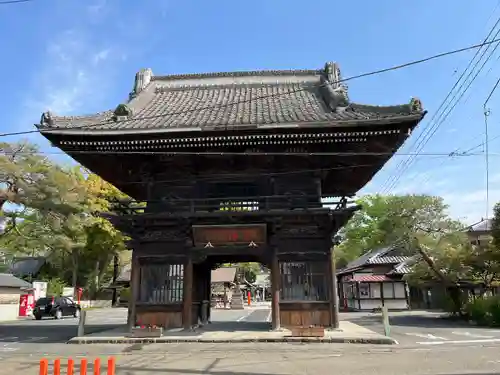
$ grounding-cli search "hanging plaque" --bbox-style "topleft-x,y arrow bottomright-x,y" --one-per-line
192,224 -> 266,247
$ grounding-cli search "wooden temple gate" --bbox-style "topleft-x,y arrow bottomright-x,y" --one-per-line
120,198 -> 358,330
36,62 -> 425,332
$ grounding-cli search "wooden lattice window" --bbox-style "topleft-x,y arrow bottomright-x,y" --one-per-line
279,261 -> 328,301
138,263 -> 184,304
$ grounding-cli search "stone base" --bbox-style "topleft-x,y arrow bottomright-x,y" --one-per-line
231,291 -> 244,310
130,327 -> 163,338
290,326 -> 325,338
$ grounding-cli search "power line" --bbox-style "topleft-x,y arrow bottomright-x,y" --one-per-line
381,14 -> 500,194
0,0 -> 33,4
462,132 -> 500,154
481,73 -> 500,218
75,164 -> 381,187
3,37 -> 500,139
380,10 -> 500,193
1,150 -> 488,157
393,41 -> 500,192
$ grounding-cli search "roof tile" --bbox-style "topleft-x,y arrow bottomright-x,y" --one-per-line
211,267 -> 237,283
350,275 -> 392,282
37,64 -> 425,133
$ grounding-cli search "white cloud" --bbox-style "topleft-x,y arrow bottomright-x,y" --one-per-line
441,188 -> 500,223
86,0 -> 108,19
24,30 -> 116,117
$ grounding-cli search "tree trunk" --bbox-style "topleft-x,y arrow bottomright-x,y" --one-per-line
71,250 -> 79,289
112,255 -> 119,306
416,242 -> 464,316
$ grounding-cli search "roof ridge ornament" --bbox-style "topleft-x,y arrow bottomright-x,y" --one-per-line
321,62 -> 349,112
40,111 -> 55,126
410,97 -> 423,112
129,68 -> 153,100
113,104 -> 133,122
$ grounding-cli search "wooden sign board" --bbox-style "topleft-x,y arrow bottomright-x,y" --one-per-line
192,224 -> 267,247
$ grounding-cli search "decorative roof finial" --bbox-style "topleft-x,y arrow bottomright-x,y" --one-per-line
321,62 -> 349,111
324,62 -> 342,87
40,111 -> 54,126
129,68 -> 153,100
410,97 -> 423,112
113,104 -> 133,122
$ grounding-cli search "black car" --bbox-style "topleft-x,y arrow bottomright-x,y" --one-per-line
33,296 -> 81,320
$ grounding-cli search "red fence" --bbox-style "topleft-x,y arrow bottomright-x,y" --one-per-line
39,357 -> 115,375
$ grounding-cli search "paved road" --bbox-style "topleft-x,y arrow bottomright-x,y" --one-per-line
2,341 -> 500,375
343,310 -> 500,346
0,307 -> 270,355
0,308 -> 128,355
4,306 -> 500,358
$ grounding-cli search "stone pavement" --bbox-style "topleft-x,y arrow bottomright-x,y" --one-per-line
344,310 -> 500,346
68,320 -> 396,344
3,342 -> 500,375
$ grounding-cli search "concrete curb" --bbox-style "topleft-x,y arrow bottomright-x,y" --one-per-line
67,336 -> 397,345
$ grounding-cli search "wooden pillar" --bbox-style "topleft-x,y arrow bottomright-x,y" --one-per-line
206,263 -> 212,322
182,254 -> 193,329
271,248 -> 280,330
329,249 -> 340,329
128,254 -> 140,331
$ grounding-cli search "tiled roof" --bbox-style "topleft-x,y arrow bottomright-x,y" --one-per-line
338,245 -> 411,275
467,218 -> 492,232
368,255 -> 409,265
37,62 -> 425,134
0,273 -> 31,288
350,275 -> 392,282
9,257 -> 45,277
388,256 -> 420,275
211,267 -> 237,283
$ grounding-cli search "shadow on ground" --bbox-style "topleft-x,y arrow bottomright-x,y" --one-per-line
344,313 -> 489,330
0,322 -> 124,343
200,321 -> 271,332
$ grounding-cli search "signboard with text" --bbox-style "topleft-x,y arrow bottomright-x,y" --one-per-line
192,224 -> 267,247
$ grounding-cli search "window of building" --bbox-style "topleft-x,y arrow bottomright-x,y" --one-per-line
138,263 -> 184,304
279,261 -> 328,301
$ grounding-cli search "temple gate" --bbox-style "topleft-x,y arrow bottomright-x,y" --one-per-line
37,62 -> 425,331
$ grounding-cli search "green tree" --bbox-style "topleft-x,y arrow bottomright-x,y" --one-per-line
336,194 -> 460,267
0,142 -> 61,236
492,202 -> 500,251
0,143 -> 130,291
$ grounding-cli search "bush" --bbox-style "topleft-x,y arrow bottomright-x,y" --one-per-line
45,277 -> 67,296
120,287 -> 131,301
465,296 -> 500,327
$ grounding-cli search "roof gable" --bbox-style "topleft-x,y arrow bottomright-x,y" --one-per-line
339,245 -> 411,274
388,255 -> 420,275
467,218 -> 492,232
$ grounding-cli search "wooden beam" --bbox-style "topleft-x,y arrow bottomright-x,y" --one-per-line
271,248 -> 280,330
329,249 -> 340,329
128,254 -> 140,331
183,254 -> 194,329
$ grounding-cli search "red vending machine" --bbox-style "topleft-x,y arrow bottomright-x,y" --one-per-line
18,294 -> 28,317
19,293 -> 35,317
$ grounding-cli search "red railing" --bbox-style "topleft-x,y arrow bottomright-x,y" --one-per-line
39,357 -> 115,375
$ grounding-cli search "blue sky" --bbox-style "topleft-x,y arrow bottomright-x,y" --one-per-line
0,0 -> 499,224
